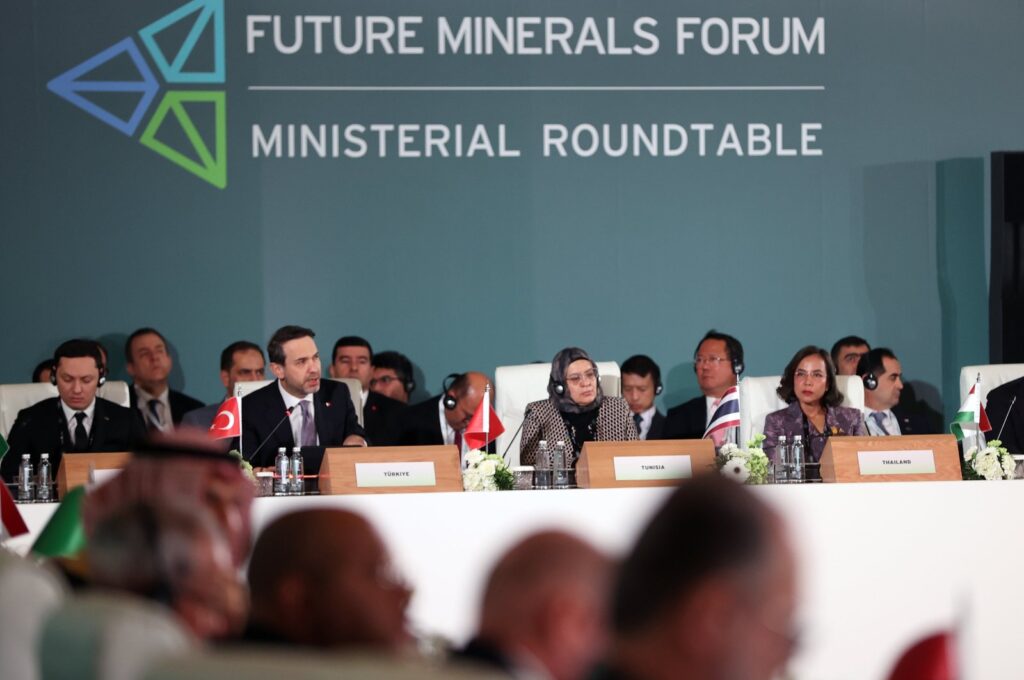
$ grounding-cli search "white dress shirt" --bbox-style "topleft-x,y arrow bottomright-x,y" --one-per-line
637,405 -> 657,440
61,398 -> 96,448
863,408 -> 902,436
705,395 -> 720,427
437,397 -> 468,467
135,385 -> 172,432
278,382 -> 318,446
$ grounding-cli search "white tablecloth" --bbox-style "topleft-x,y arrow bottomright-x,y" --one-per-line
9,481 -> 1024,680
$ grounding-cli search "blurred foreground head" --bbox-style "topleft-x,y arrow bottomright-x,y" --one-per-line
246,508 -> 412,651
607,475 -> 799,680
83,430 -> 255,568
468,530 -> 611,680
88,501 -> 246,641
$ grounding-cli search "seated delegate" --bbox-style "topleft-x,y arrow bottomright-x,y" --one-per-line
520,347 -> 637,467
762,345 -> 866,478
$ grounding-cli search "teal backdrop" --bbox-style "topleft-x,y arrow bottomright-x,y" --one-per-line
2,0 -> 1018,420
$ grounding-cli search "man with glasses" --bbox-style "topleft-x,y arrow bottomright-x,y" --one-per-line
663,330 -> 745,442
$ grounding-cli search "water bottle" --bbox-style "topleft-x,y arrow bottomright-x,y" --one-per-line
36,453 -> 52,502
775,435 -> 789,483
273,447 -> 289,495
17,455 -> 34,502
553,440 -> 569,489
535,440 -> 552,489
289,446 -> 305,495
791,435 -> 806,483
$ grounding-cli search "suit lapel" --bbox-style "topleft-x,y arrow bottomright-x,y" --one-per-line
91,399 -> 109,448
314,384 -> 333,445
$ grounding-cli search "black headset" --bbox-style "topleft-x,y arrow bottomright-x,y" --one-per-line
654,378 -> 664,396
857,349 -> 882,391
551,359 -> 600,396
441,373 -> 462,410
862,371 -> 878,391
51,357 -> 107,387
402,375 -> 417,395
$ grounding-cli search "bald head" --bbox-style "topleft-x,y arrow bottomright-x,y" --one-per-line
247,509 -> 411,650
475,531 -> 611,680
444,371 -> 494,432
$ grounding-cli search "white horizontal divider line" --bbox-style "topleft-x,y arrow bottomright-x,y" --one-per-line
247,85 -> 825,92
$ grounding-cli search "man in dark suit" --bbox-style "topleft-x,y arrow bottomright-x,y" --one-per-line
240,326 -> 365,467
2,339 -> 146,482
398,372 -> 494,457
857,348 -> 938,436
453,531 -> 610,680
986,376 -> 1024,453
328,336 -> 406,446
662,330 -> 745,443
182,341 -> 266,430
621,355 -> 665,441
125,327 -> 203,431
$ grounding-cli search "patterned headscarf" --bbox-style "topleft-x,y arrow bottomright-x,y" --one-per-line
548,347 -> 603,414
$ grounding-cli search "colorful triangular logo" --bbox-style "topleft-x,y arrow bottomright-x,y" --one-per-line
47,0 -> 227,189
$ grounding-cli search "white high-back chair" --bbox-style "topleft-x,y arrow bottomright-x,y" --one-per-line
39,593 -> 196,680
0,550 -> 67,680
738,375 -> 865,444
234,378 -> 364,426
959,364 -> 1024,406
0,381 -> 131,438
494,362 -> 621,466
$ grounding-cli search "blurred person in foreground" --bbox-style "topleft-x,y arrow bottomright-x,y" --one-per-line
520,347 -> 636,466
88,501 -> 246,641
592,475 -> 800,680
455,531 -> 611,680
243,508 -> 412,651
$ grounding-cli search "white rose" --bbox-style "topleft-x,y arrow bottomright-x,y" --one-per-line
466,450 -> 485,466
479,460 -> 497,477
964,446 -> 978,462
721,458 -> 750,483
974,452 -> 1002,480
719,443 -> 739,456
463,470 -> 484,491
1001,454 -> 1017,479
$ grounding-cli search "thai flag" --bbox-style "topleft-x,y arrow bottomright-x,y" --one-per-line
704,386 -> 740,439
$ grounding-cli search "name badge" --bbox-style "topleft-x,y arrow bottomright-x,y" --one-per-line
613,455 -> 692,481
355,462 -> 437,487
857,450 -> 936,475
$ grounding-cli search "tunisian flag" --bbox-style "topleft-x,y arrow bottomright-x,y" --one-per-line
464,386 -> 505,450
209,397 -> 241,440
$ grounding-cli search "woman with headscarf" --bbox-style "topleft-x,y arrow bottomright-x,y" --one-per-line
520,347 -> 637,467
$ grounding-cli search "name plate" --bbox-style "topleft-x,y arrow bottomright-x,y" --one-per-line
857,450 -> 936,476
355,462 -> 437,488
613,455 -> 692,482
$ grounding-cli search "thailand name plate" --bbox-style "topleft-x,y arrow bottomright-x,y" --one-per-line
857,450 -> 936,476
355,462 -> 437,487
613,455 -> 692,481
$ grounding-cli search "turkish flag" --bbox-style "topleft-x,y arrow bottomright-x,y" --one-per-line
1,482 -> 28,538
886,631 -> 957,680
209,397 -> 241,440
464,389 -> 505,451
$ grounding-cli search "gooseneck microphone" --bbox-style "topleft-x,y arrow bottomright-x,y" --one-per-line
246,405 -> 296,463
500,407 -> 533,463
996,396 -> 1018,442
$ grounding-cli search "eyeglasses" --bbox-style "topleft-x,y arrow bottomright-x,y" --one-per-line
694,356 -> 728,366
794,369 -> 826,382
566,369 -> 597,385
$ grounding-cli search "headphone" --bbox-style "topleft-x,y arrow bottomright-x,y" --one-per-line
691,356 -> 744,376
401,375 -> 417,396
551,359 -> 600,396
862,371 -> 878,391
51,357 -> 107,387
441,373 -> 462,410
654,378 -> 664,396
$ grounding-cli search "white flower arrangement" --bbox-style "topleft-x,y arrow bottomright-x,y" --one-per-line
716,434 -> 771,485
962,440 -> 1017,481
462,449 -> 514,491
228,449 -> 256,482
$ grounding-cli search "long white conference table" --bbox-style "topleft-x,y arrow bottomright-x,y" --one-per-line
9,481 -> 1024,680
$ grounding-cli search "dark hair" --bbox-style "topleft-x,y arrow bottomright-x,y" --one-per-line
777,345 -> 843,407
267,326 -> 315,365
32,359 -> 53,382
621,355 -> 661,386
694,329 -> 744,368
447,372 -> 471,397
125,327 -> 167,363
53,338 -> 104,373
612,475 -> 772,634
830,335 -> 870,369
373,351 -> 413,387
855,347 -> 897,379
220,341 -> 265,372
332,336 -> 373,364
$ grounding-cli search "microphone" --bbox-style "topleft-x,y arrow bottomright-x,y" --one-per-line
500,407 -> 532,463
996,396 -> 1017,442
246,405 -> 296,463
